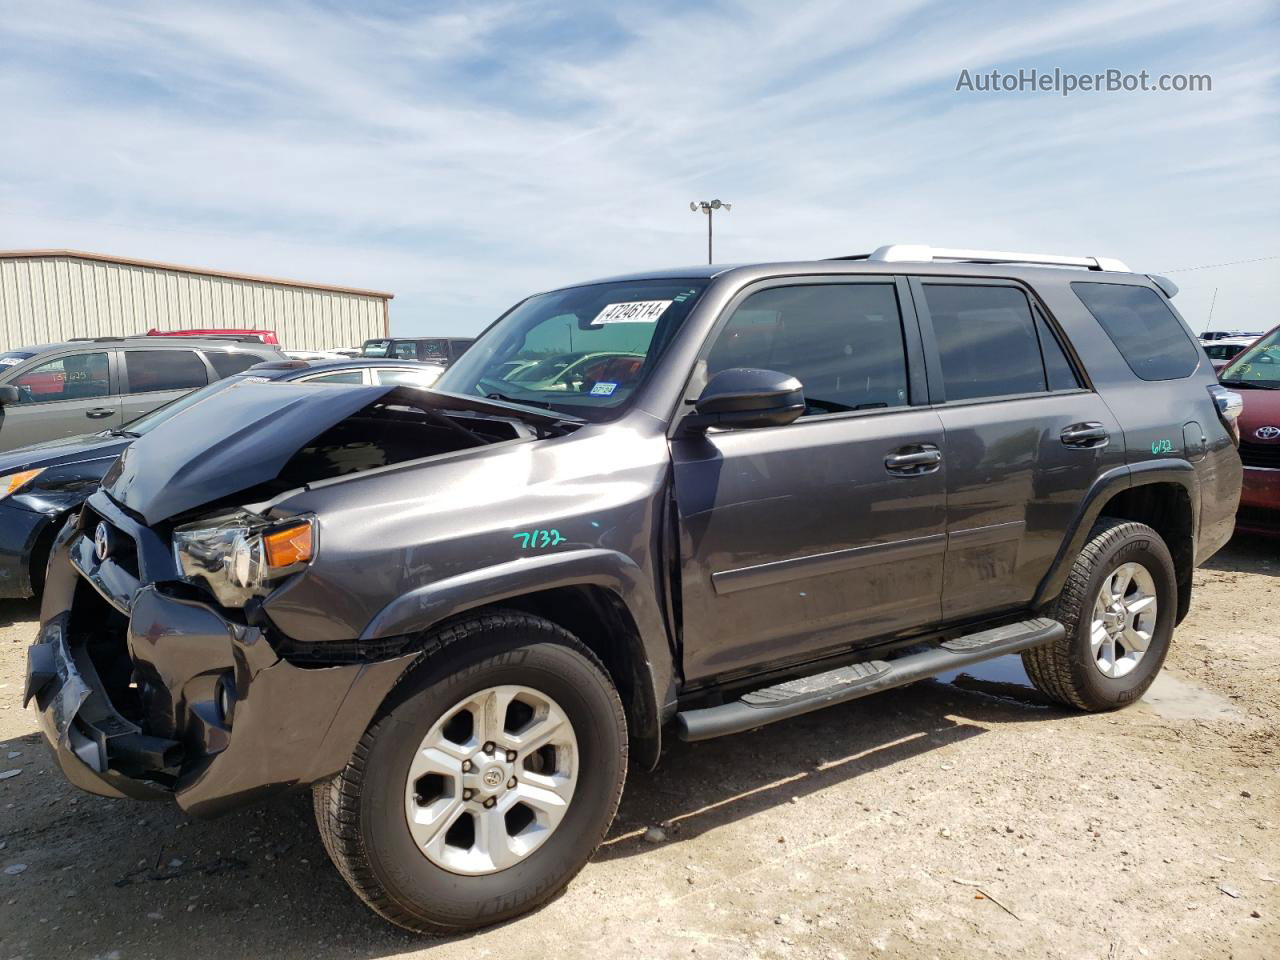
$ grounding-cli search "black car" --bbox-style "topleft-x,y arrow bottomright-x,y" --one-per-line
0,357 -> 445,599
27,245 -> 1243,935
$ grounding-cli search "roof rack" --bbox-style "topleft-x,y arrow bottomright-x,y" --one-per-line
66,333 -> 267,343
833,244 -> 1130,273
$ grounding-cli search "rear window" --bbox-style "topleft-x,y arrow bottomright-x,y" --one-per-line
922,284 -> 1047,401
207,351 -> 265,378
362,340 -> 391,357
1072,282 -> 1200,381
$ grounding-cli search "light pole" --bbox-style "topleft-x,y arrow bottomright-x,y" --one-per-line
690,199 -> 731,264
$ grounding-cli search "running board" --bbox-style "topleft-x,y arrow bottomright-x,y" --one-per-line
675,617 -> 1064,742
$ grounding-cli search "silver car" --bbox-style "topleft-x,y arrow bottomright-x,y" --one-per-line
0,335 -> 282,451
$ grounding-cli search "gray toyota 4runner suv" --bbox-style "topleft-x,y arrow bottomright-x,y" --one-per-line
25,245 -> 1243,934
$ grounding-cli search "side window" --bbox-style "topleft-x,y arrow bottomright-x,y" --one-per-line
303,370 -> 366,384
707,283 -> 909,413
11,352 -> 111,403
1034,308 -> 1083,391
1072,282 -> 1200,381
207,351 -> 264,378
392,342 -> 419,360
922,284 -> 1046,401
125,350 -> 209,394
375,367 -> 442,388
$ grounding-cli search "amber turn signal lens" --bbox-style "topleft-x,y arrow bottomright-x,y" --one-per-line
2,468 -> 44,497
263,521 -> 313,569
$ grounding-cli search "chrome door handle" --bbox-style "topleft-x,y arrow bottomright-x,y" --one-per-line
885,446 -> 942,475
1061,422 -> 1109,448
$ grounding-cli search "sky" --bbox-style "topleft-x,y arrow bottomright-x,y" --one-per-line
1,0 -> 1277,338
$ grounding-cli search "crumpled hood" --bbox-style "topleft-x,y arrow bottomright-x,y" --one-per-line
101,381 -> 574,525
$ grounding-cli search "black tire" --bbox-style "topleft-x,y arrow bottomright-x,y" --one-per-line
1022,518 -> 1177,711
313,612 -> 627,934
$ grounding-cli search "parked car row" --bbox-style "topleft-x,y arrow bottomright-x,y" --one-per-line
17,245 -> 1248,936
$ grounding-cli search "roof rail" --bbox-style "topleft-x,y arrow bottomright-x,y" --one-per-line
859,244 -> 1130,272
68,333 -> 266,344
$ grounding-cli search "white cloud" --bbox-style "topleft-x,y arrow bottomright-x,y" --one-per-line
0,0 -> 1276,334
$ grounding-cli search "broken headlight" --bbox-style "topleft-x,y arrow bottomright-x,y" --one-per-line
172,512 -> 315,607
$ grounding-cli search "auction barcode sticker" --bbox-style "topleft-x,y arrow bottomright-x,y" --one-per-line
590,300 -> 672,325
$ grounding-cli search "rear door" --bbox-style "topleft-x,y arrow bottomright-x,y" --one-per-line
910,278 -> 1124,619
0,349 -> 122,451
119,348 -> 211,422
672,277 -> 946,684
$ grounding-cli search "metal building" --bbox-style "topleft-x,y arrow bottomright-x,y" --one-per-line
0,250 -> 392,352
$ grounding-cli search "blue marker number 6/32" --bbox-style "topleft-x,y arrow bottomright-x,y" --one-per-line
1150,438 -> 1173,455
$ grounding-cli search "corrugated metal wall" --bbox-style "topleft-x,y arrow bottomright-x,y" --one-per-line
0,253 -> 389,352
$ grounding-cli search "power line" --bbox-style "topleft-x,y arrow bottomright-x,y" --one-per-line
1158,255 -> 1280,274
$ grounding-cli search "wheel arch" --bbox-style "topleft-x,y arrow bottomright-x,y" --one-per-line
357,548 -> 676,769
1036,461 -> 1199,623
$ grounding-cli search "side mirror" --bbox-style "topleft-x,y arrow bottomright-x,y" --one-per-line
0,385 -> 20,406
682,367 -> 805,433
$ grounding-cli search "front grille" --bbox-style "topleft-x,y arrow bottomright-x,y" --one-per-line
79,506 -> 140,579
1239,440 -> 1280,470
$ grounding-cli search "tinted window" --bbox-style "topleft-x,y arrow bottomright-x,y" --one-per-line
707,283 -> 909,413
923,285 -> 1045,401
1035,310 -> 1082,391
392,341 -> 419,360
1072,282 -> 1200,381
362,339 -> 391,357
125,350 -> 208,393
207,351 -> 264,378
11,352 -> 110,402
375,367 -> 442,388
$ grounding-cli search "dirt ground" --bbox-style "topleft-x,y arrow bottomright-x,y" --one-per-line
0,535 -> 1276,960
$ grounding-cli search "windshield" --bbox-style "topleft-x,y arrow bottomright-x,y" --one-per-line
434,279 -> 709,420
1220,328 -> 1280,386
0,351 -> 35,369
362,339 -> 391,357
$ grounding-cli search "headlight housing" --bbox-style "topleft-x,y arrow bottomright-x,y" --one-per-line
0,468 -> 44,500
172,511 -> 315,607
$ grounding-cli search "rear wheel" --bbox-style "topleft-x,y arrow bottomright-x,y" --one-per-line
314,613 -> 627,934
1023,519 -> 1176,711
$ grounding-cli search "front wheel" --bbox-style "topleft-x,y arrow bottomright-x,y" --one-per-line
1022,518 -> 1177,711
314,613 -> 628,934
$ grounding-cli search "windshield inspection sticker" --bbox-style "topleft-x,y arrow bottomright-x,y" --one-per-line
591,300 -> 672,325
590,381 -> 618,396
0,357 -> 22,366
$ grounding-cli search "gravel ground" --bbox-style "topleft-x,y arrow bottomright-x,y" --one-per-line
0,534 -> 1276,960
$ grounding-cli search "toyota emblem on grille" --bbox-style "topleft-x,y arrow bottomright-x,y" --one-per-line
1256,425 -> 1280,441
93,522 -> 112,562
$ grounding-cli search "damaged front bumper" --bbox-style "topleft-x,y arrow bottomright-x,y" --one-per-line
25,499 -> 417,818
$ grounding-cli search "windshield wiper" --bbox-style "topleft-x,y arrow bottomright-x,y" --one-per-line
108,429 -> 141,438
1219,380 -> 1280,390
484,390 -> 555,410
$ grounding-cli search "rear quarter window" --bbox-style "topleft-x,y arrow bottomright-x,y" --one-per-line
1072,282 -> 1201,381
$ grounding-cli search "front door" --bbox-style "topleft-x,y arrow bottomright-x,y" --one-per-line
0,350 -> 121,451
672,278 -> 946,685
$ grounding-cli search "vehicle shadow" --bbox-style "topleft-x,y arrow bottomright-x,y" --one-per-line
1202,531 -> 1278,578
0,598 -> 39,629
0,677 -> 1064,959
